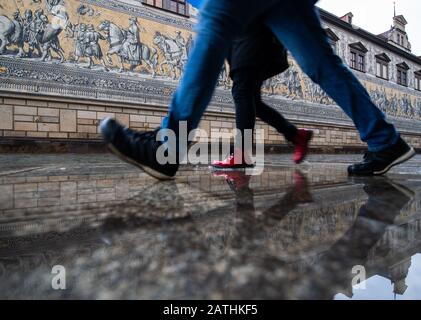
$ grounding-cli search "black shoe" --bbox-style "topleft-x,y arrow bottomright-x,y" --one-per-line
99,118 -> 178,180
348,137 -> 416,176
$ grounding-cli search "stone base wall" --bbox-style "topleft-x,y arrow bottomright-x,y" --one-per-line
1,94 -> 421,151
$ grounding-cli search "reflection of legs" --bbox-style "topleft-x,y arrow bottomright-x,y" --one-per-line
213,171 -> 255,213
264,1 -> 398,152
264,171 -> 312,220
359,178 -> 413,223
298,178 -> 414,299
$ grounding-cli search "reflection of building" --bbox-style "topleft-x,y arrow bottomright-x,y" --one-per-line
0,1 -> 420,150
1,163 -> 421,299
390,258 -> 410,296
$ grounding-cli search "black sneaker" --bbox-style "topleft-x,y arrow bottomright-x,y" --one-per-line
99,118 -> 178,180
348,137 -> 416,176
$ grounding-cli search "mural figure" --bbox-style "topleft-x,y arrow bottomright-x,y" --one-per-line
217,62 -> 230,89
278,67 -> 303,100
174,30 -> 188,66
46,0 -> 63,12
153,31 -> 186,80
400,94 -> 414,118
22,9 -> 40,57
307,81 -> 334,105
35,6 -> 68,63
0,10 -> 25,57
22,10 -> 32,51
372,89 -> 386,113
263,74 -> 283,96
84,24 -> 108,70
369,87 -> 419,119
76,4 -> 96,17
68,22 -> 87,64
67,22 -> 108,70
120,17 -> 142,67
98,18 -> 158,75
186,33 -> 194,57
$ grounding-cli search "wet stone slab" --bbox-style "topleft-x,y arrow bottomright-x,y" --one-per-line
0,153 -> 421,299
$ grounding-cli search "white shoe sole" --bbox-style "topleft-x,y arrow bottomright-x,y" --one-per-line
107,144 -> 174,181
373,147 -> 416,175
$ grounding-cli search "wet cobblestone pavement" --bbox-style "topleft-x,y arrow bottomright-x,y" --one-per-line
0,153 -> 421,299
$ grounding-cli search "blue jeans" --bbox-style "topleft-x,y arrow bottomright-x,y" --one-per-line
161,0 -> 399,152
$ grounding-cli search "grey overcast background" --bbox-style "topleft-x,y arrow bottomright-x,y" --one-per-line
318,0 -> 421,55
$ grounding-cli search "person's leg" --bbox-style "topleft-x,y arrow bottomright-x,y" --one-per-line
254,85 -> 298,142
231,69 -> 258,138
100,0 -> 281,179
212,68 -> 258,168
161,0 -> 280,136
263,0 -> 398,153
255,83 -> 313,163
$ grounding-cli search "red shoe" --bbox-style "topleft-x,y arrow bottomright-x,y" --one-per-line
293,129 -> 313,164
212,150 -> 255,169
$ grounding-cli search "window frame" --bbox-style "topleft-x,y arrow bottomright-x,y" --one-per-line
325,28 -> 340,54
350,48 -> 366,72
375,54 -> 391,80
415,72 -> 421,91
396,62 -> 410,87
142,0 -> 189,17
349,42 -> 368,73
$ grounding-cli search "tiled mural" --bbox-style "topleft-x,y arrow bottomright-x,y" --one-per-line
0,0 -> 421,124
0,0 -> 194,78
262,59 -> 421,121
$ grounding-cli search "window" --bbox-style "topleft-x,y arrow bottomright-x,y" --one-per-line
328,38 -> 337,53
325,28 -> 339,54
397,62 -> 410,87
142,0 -> 189,16
350,51 -> 357,69
415,72 -> 421,91
357,54 -> 364,71
397,69 -> 407,86
350,49 -> 365,72
375,54 -> 390,80
349,42 -> 367,73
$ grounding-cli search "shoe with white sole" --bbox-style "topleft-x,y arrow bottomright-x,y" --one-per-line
99,118 -> 178,180
348,137 -> 416,176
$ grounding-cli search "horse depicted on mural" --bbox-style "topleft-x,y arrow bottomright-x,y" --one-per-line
98,18 -> 158,75
0,10 -> 25,57
153,31 -> 187,80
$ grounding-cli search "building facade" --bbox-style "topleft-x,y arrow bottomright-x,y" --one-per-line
0,0 -> 420,150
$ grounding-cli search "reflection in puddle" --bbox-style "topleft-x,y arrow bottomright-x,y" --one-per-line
1,154 -> 421,299
336,254 -> 421,300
